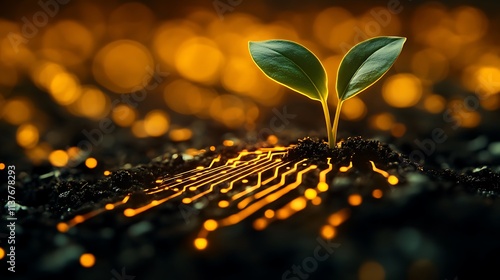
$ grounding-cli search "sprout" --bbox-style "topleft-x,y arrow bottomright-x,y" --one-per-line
249,36 -> 406,148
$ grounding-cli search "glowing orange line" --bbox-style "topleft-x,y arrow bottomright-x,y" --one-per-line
369,161 -> 389,178
220,165 -> 316,226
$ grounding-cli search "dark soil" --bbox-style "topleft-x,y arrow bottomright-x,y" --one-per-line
1,136 -> 500,280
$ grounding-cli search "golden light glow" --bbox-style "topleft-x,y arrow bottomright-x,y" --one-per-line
267,135 -> 278,145
203,219 -> 218,231
339,161 -> 353,172
304,188 -> 317,200
382,74 -> 423,108
464,66 -> 500,96
370,113 -> 395,131
85,158 -> 98,169
320,225 -> 336,240
16,123 -> 39,148
341,97 -> 367,121
49,150 -> 69,167
25,143 -> 51,165
108,2 -> 155,42
359,261 -> 386,280
453,6 -> 488,43
131,120 -> 148,138
372,189 -> 383,199
41,20 -> 94,66
0,247 -> 5,260
79,253 -> 96,268
169,128 -> 193,142
452,110 -> 481,128
391,123 -> 406,138
253,218 -> 267,230
0,163 -> 5,170
104,170 -> 111,176
348,194 -> 362,206
411,49 -> 449,82
209,95 -> 246,128
194,238 -> 208,250
264,209 -> 275,219
30,61 -> 65,90
144,110 -> 169,137
312,197 -> 322,205
223,140 -> 234,147
74,87 -> 108,119
93,40 -> 154,93
218,200 -> 229,208
175,37 -> 223,84
112,104 -> 136,127
388,175 -> 399,185
290,197 -> 307,211
153,22 -> 197,67
2,98 -> 32,125
317,182 -> 329,192
123,208 -> 135,217
49,72 -> 81,105
424,94 -> 446,113
313,7 -> 356,51
57,222 -> 69,233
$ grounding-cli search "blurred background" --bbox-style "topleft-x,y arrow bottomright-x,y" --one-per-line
1,0 -> 499,170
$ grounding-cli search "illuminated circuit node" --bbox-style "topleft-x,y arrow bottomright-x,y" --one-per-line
79,253 -> 95,268
53,145 -> 403,252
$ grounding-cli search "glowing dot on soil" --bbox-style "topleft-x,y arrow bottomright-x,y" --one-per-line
348,194 -> 363,206
218,200 -> 229,208
339,162 -> 353,172
253,218 -> 267,230
267,135 -> 278,145
204,219 -> 218,231
79,253 -> 95,268
57,222 -> 69,233
321,225 -> 336,240
105,204 -> 115,210
388,175 -> 399,185
359,261 -> 385,280
304,188 -> 317,200
0,163 -> 5,170
290,197 -> 307,211
85,157 -> 97,169
182,198 -> 192,204
242,179 -> 249,183
194,238 -> 208,250
103,170 -> 111,176
196,166 -> 204,170
372,189 -> 383,199
0,247 -> 5,259
264,209 -> 275,219
223,140 -> 234,146
124,208 -> 136,217
317,182 -> 329,192
74,215 -> 84,223
312,196 -> 322,205
210,146 -> 216,151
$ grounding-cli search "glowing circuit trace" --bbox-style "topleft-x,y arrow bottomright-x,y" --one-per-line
56,146 -> 400,252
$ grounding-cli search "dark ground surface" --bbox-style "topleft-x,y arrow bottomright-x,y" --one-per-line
1,132 -> 500,280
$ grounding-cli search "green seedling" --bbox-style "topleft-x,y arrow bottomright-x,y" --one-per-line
249,36 -> 406,148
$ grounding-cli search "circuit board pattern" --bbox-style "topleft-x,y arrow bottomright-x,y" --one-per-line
57,146 -> 399,250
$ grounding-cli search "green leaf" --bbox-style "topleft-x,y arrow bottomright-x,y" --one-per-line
336,36 -> 406,101
249,40 -> 328,102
